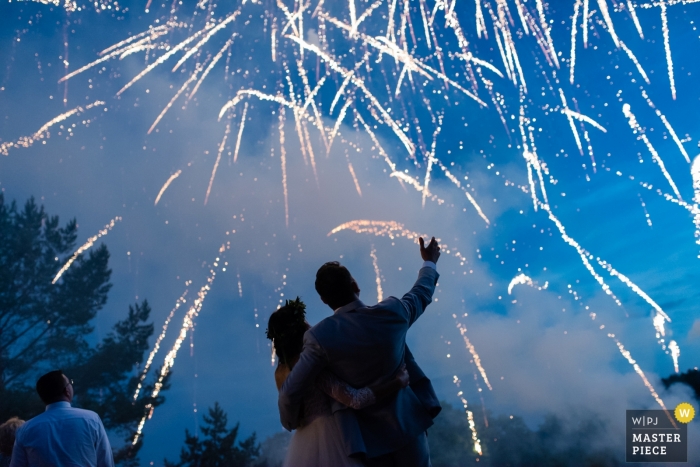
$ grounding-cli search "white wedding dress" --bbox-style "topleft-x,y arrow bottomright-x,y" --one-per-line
283,371 -> 375,467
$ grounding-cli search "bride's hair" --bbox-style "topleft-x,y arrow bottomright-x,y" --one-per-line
266,297 -> 310,365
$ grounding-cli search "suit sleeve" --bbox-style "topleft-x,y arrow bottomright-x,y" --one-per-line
398,266 -> 439,327
278,329 -> 328,430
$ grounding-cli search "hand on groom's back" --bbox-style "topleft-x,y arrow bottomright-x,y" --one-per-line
419,236 -> 440,264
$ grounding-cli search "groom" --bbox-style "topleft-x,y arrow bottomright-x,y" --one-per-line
279,237 -> 441,466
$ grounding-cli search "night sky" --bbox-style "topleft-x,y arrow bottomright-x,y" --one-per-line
1,0 -> 699,464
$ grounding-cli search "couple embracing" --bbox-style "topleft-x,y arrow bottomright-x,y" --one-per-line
266,236 -> 442,467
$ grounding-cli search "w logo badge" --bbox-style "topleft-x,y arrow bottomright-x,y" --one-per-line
674,402 -> 695,424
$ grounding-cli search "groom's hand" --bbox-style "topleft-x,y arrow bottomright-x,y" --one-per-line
419,236 -> 441,264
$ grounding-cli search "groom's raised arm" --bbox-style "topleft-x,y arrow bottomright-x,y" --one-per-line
278,329 -> 328,430
399,236 -> 441,326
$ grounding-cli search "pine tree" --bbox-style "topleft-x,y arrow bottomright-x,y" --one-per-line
0,194 -> 168,464
165,402 -> 260,467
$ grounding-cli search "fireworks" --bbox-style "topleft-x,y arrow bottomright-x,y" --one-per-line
52,217 -> 122,284
133,247 -> 226,445
0,101 -> 104,156
7,0 -> 700,457
154,170 -> 182,206
369,245 -> 383,302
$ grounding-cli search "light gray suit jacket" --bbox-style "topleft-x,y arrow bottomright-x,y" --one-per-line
278,266 -> 440,458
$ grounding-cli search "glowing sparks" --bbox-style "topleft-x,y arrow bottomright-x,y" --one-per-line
348,162 -> 363,197
507,273 -> 548,294
692,155 -> 700,255
154,170 -> 182,206
561,108 -> 607,133
279,107 -> 289,227
133,291 -> 188,400
619,39 -> 651,84
452,375 -> 483,456
612,337 -> 669,412
52,217 -> 121,284
233,102 -> 248,164
596,257 -> 671,322
660,2 -> 676,99
641,89 -> 689,163
456,321 -> 492,391
569,0 -> 581,84
622,103 -> 682,200
0,101 -> 104,156
329,220 -> 469,266
369,246 -> 383,302
596,0 -> 620,47
436,161 -> 490,225
559,89 -> 583,155
204,122 -> 231,205
133,250 -> 223,445
668,340 -> 680,373
627,0 -> 644,38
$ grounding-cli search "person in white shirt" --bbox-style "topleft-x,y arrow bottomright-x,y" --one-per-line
10,370 -> 114,467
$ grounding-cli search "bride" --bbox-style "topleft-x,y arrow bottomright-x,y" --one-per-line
267,297 -> 408,467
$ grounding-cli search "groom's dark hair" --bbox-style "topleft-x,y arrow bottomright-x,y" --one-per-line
315,261 -> 355,308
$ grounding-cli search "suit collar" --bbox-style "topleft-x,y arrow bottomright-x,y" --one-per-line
334,299 -> 365,314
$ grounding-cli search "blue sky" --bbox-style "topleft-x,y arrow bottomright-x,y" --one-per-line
1,0 -> 699,464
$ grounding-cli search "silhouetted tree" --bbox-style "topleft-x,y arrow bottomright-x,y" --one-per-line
0,194 -> 168,465
165,402 -> 260,467
662,369 -> 700,402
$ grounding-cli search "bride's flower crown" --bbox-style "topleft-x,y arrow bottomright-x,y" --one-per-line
265,297 -> 306,343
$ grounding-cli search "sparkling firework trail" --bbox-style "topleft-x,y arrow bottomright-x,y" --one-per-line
641,89 -> 689,163
58,25 -> 174,83
189,37 -> 235,101
204,121 -> 231,205
133,248 -> 224,445
233,102 -> 248,164
116,25 -> 211,97
52,217 -> 122,284
561,108 -> 607,133
627,0 -> 645,38
452,374 -> 483,455
693,155 -> 700,256
660,2 -> 676,99
597,0 -> 620,47
171,11 -> 241,72
436,160 -> 490,225
0,101 -> 103,156
582,0 -> 590,47
507,274 -> 530,294
154,170 -> 182,206
148,64 -> 203,135
279,107 -> 289,227
133,290 -> 189,400
369,245 -> 383,302
422,116 -> 443,208
618,39 -> 651,84
329,220 -> 469,268
622,103 -> 682,200
595,258 -> 671,321
348,162 -> 363,197
456,320 -> 492,390
559,89 -> 583,155
612,337 -> 670,413
668,340 -> 680,373
570,0 -> 581,84
638,193 -> 653,227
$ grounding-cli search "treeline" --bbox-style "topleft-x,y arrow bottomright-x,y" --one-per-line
171,400 -> 626,467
